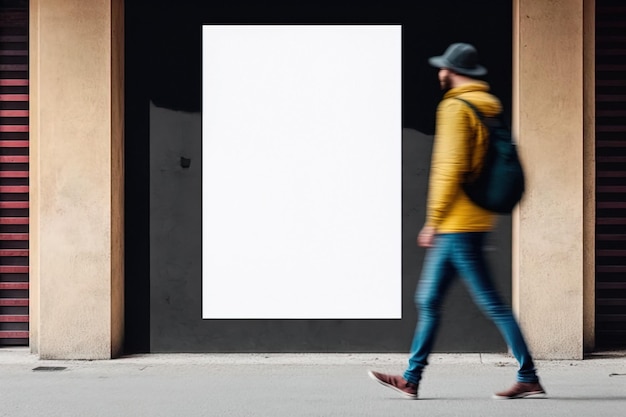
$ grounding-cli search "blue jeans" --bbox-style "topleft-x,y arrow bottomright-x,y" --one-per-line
403,232 -> 538,385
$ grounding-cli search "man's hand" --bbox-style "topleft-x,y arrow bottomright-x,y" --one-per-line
417,225 -> 436,248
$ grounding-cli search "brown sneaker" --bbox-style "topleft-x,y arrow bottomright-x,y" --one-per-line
368,370 -> 418,399
493,381 -> 546,399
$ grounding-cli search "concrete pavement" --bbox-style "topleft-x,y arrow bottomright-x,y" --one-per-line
0,348 -> 625,417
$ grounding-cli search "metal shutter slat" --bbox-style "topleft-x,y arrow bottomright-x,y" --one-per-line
0,315 -> 28,322
0,65 -> 27,72
0,282 -> 27,290
0,172 -> 28,179
0,331 -> 28,338
0,266 -> 28,273
0,249 -> 27,256
0,234 -> 28,240
0,140 -> 29,146
0,218 -> 28,225
0,94 -> 28,101
0,51 -> 27,56
0,202 -> 28,209
0,299 -> 28,307
0,126 -> 28,132
0,79 -> 28,86
0,156 -> 28,163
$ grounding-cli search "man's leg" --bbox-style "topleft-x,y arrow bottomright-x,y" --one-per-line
452,232 -> 541,386
403,234 -> 456,385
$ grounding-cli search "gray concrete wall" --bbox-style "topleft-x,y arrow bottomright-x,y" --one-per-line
149,103 -> 512,352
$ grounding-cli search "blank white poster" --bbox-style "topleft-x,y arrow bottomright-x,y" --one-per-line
202,25 -> 401,319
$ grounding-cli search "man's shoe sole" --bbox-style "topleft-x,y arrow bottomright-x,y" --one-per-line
492,391 -> 547,400
367,371 -> 418,399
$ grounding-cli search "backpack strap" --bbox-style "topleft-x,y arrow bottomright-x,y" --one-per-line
454,98 -> 484,180
455,97 -> 484,120
455,97 -> 508,127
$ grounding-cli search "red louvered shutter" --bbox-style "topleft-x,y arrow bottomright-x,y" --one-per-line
0,0 -> 29,346
596,0 -> 626,349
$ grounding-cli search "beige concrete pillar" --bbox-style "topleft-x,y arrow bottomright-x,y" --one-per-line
513,0 -> 594,359
29,0 -> 124,359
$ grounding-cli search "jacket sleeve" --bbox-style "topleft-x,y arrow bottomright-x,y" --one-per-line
425,99 -> 473,228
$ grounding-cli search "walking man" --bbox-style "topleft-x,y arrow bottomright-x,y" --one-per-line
368,43 -> 546,400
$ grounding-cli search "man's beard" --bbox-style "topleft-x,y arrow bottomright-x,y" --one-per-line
440,73 -> 452,91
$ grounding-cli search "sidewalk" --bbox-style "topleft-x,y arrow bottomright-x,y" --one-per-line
0,348 -> 625,417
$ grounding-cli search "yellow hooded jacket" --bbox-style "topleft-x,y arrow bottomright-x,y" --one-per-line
425,82 -> 502,233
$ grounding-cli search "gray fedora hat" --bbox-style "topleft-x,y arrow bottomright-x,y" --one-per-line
428,43 -> 487,77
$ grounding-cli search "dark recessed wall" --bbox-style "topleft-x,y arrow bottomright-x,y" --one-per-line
124,0 -> 512,353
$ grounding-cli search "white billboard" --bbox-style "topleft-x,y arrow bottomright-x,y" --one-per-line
202,25 -> 401,319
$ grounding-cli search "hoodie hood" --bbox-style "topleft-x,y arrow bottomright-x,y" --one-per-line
443,82 -> 502,117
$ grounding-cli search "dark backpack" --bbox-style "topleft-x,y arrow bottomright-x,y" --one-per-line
456,98 -> 525,214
